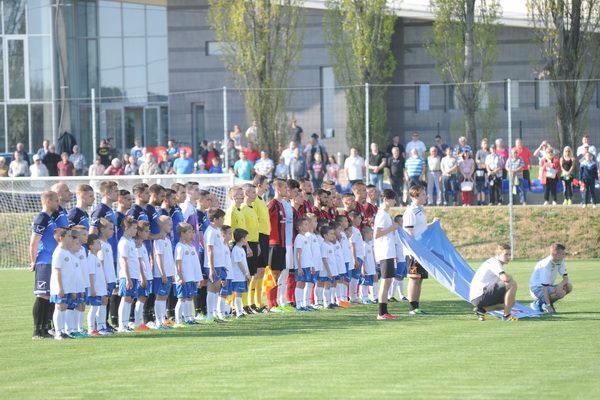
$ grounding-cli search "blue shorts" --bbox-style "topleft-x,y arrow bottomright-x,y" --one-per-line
50,293 -> 77,304
175,281 -> 197,299
137,280 -> 152,298
153,276 -> 174,297
208,266 -> 227,283
347,259 -> 362,280
359,274 -> 374,286
34,263 -> 52,296
219,279 -> 234,296
334,274 -> 343,281
395,261 -> 407,279
232,280 -> 248,293
118,278 -> 139,298
317,275 -> 331,283
296,268 -> 313,283
201,267 -> 210,281
106,282 -> 117,294
86,296 -> 103,306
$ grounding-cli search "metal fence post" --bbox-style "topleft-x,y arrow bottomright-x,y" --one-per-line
365,83 -> 370,184
507,78 -> 514,259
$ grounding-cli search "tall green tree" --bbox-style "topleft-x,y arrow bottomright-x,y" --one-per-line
324,0 -> 396,151
528,0 -> 600,149
208,0 -> 304,156
428,0 -> 500,147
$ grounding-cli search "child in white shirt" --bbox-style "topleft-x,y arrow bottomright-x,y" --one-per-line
97,218 -> 117,332
50,228 -> 77,340
117,216 -> 139,332
359,227 -> 377,304
230,228 -> 251,318
86,234 -> 107,335
174,222 -> 202,326
294,217 -> 313,311
153,216 -> 176,328
134,221 -> 151,330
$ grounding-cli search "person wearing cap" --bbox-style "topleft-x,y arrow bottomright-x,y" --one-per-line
30,154 -> 49,177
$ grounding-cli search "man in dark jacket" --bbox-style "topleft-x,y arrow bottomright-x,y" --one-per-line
57,131 -> 77,155
42,144 -> 62,176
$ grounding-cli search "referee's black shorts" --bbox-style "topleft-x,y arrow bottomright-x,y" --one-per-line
379,258 -> 396,279
247,242 -> 259,276
406,255 -> 429,279
257,233 -> 269,269
268,246 -> 286,271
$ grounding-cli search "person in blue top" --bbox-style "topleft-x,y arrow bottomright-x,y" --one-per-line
404,148 -> 427,189
580,151 -> 599,207
233,151 -> 254,181
147,184 -> 165,240
68,184 -> 95,229
127,183 -> 150,223
30,191 -> 60,339
51,182 -> 72,228
172,150 -> 195,174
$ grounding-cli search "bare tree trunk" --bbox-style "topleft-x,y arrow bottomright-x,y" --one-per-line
462,0 -> 478,146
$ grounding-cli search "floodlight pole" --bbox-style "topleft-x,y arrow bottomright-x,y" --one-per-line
507,79 -> 514,259
365,83 -> 370,184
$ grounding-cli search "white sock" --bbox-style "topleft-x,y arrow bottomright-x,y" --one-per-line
277,269 -> 289,305
97,306 -> 107,330
134,301 -> 145,326
77,309 -> 85,332
349,279 -> 358,301
303,283 -> 313,307
324,288 -> 331,305
315,286 -> 323,305
360,285 -> 369,300
175,300 -> 183,324
154,300 -> 164,325
216,297 -> 226,318
118,301 -> 131,330
235,297 -> 243,314
185,301 -> 194,321
65,309 -> 75,333
338,283 -> 347,302
295,288 -> 304,308
87,306 -> 98,331
398,280 -> 405,298
330,286 -> 336,304
206,292 -> 217,318
372,282 -> 379,301
53,308 -> 63,335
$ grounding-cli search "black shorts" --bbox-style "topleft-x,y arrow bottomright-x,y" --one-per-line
406,255 -> 429,279
268,246 -> 286,271
379,259 -> 396,279
247,242 -> 259,276
471,282 -> 506,308
257,233 -> 269,269
34,263 -> 52,296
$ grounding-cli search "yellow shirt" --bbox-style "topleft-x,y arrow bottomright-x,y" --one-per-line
240,203 -> 259,242
253,195 -> 271,235
224,205 -> 246,232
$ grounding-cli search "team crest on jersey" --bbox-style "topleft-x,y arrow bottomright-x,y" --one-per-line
191,251 -> 196,256
80,256 -> 84,260
64,257 -> 69,262
185,251 -> 189,255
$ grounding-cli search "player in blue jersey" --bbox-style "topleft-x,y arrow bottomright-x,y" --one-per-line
51,182 -> 72,228
115,189 -> 132,243
90,181 -> 119,328
143,184 -> 165,323
30,191 -> 60,339
68,184 -> 95,229
127,183 -> 150,223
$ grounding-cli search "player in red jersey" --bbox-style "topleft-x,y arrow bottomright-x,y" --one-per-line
267,179 -> 288,310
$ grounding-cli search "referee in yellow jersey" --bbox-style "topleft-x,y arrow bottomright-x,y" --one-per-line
240,183 -> 261,313
251,176 -> 271,313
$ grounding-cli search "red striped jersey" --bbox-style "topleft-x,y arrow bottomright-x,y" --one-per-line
268,199 -> 286,246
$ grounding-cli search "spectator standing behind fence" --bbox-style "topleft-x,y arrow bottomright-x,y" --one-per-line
97,140 -> 111,167
289,147 -> 307,180
8,151 -> 29,177
513,138 -> 532,189
453,136 -> 472,157
426,147 -> 442,206
233,151 -> 254,181
42,144 -> 61,176
274,156 -> 289,179
230,124 -> 243,150
130,138 -> 143,161
36,140 -> 50,160
254,151 -> 274,181
291,118 -> 303,145
281,141 -> 297,166
88,158 -> 106,176
0,157 -> 8,177
304,133 -> 328,168
243,141 -> 260,163
69,145 -> 86,176
203,142 -> 220,171
309,152 -> 325,189
104,158 -> 125,176
326,155 -> 340,187
405,148 -> 427,190
124,156 -> 139,175
441,147 -> 458,206
387,146 -> 405,205
170,151 -> 193,175
576,134 -> 597,159
540,147 -> 560,206
433,135 -> 449,155
15,142 -> 30,165
560,147 -> 576,205
57,152 -> 75,177
505,148 -> 526,205
367,143 -> 386,193
386,135 -> 405,156
475,139 -> 490,206
29,154 -> 48,177
225,139 -> 238,172
579,152 -> 598,208
344,148 -> 365,185
405,132 -> 427,159
485,145 -> 504,206
208,157 -> 223,173
459,151 -> 475,206
246,120 -> 258,144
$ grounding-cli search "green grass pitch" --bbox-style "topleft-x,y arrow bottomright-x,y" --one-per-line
1,261 -> 599,399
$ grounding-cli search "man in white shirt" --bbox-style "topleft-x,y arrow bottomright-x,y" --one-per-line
529,243 -> 572,313
469,243 -> 518,321
576,134 -> 597,159
30,154 -> 49,177
253,151 -> 274,180
343,148 -> 365,184
405,132 -> 427,159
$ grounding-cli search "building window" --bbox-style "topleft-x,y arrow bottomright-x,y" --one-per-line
447,85 -> 458,111
535,79 -> 550,109
504,79 -> 519,109
206,41 -> 226,56
416,83 -> 430,112
320,66 -> 335,138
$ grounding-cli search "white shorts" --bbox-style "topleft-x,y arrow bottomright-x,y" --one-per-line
285,245 -> 293,270
530,285 -> 557,300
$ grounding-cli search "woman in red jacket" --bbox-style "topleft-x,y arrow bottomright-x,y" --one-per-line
540,147 -> 560,205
